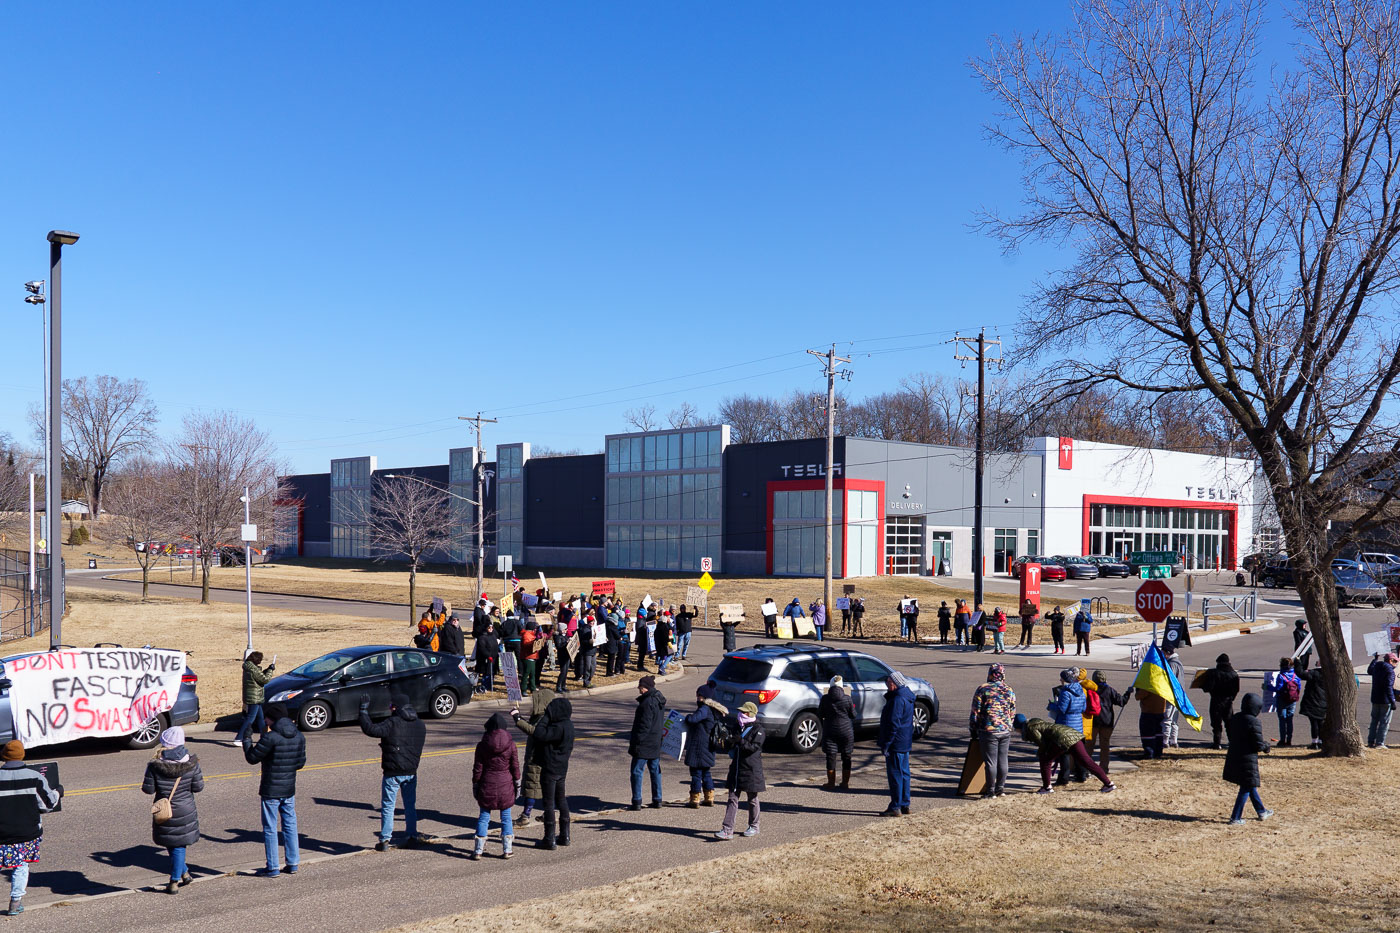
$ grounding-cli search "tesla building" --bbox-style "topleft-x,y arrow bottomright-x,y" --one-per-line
277,428 -> 1256,577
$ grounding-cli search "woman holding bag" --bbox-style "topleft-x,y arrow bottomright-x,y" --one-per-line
142,727 -> 205,895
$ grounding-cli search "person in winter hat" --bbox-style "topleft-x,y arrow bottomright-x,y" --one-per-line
628,675 -> 667,810
235,650 -> 276,743
1090,670 -> 1131,773
1014,714 -> 1115,795
820,676 -> 857,790
1049,668 -> 1088,784
1197,654 -> 1241,749
877,672 -> 915,817
1223,693 -> 1273,825
471,713 -> 520,859
242,702 -> 306,876
685,685 -> 729,807
142,727 -> 205,894
714,702 -> 766,840
970,664 -> 1016,797
359,693 -> 427,850
0,741 -> 61,915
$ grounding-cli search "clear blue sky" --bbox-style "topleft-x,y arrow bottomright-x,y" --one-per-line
0,2 -> 1070,474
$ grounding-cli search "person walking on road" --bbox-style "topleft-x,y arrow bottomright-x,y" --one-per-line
241,703 -> 306,877
359,693 -> 427,851
1297,661 -> 1329,749
628,675 -> 667,810
820,676 -> 856,791
0,741 -> 62,916
1270,658 -> 1301,747
1090,670 -> 1131,773
1015,714 -> 1115,794
1017,600 -> 1038,649
714,702 -> 765,840
513,696 -> 575,849
877,672 -> 915,817
684,685 -> 728,807
1368,653 -> 1400,748
937,601 -> 952,644
1223,693 -> 1273,825
142,727 -> 204,895
969,663 -> 1016,798
1046,605 -> 1066,655
235,651 -> 276,743
1198,654 -> 1241,749
471,713 -> 520,859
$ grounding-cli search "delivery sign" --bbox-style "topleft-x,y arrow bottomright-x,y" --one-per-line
5,647 -> 186,748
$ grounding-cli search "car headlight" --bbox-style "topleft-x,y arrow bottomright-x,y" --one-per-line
268,690 -> 301,702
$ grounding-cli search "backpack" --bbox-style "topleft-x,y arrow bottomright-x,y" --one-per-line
1277,675 -> 1300,705
1084,688 -> 1102,717
709,718 -> 734,753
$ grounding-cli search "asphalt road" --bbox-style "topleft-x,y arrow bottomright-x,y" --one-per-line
19,572 -> 1391,932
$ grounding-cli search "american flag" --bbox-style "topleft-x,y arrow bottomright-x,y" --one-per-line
510,572 -> 520,589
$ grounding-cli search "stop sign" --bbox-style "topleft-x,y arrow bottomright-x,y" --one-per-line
1135,580 -> 1174,624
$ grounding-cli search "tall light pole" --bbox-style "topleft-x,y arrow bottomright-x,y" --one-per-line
23,283 -> 45,629
807,346 -> 850,617
953,329 -> 1002,611
458,413 -> 496,600
45,231 -> 78,648
240,488 -> 254,654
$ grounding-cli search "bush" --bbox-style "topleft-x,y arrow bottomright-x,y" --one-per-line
78,524 -> 90,543
67,526 -> 83,546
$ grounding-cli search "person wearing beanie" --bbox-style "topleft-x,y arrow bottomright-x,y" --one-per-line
1197,654 -> 1241,748
1293,619 -> 1312,671
628,676 -> 667,810
970,663 -> 1017,797
1017,714 -> 1115,794
359,692 -> 427,850
472,713 -> 521,858
0,741 -> 61,915
1049,670 -> 1088,784
142,727 -> 204,894
715,702 -> 765,839
1090,670 -> 1131,773
1224,693 -> 1273,825
242,702 -> 307,876
1269,658 -> 1302,747
820,676 -> 857,790
877,673 -> 916,816
684,684 -> 729,806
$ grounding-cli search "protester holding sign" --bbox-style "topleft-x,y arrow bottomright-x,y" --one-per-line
714,702 -> 765,840
518,696 -> 575,850
0,741 -> 62,916
513,687 -> 554,827
673,604 -> 696,660
142,728 -> 204,895
761,598 -> 779,638
1366,653 -> 1400,748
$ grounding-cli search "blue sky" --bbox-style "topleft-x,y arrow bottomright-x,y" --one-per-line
0,2 -> 1071,473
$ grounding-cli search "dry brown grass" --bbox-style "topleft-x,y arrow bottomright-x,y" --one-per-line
390,748 -> 1400,933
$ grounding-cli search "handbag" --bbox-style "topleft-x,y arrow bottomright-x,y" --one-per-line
151,769 -> 183,825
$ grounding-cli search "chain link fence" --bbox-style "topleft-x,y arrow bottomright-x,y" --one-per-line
0,548 -> 50,642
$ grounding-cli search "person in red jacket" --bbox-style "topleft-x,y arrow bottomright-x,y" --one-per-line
471,713 -> 520,860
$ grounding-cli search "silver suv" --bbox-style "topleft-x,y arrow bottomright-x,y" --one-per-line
707,643 -> 939,753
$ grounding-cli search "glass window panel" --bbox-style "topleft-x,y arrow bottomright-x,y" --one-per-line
774,491 -> 788,520
708,429 -> 722,467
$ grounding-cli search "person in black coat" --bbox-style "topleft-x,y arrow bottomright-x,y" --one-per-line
1297,663 -> 1329,749
1293,619 -> 1312,670
937,602 -> 952,644
473,627 -> 499,694
359,693 -> 428,850
715,702 -> 765,840
438,615 -> 466,657
513,696 -> 575,849
552,620 -> 572,693
242,703 -> 306,876
634,611 -> 650,672
141,728 -> 204,894
628,676 -> 667,809
1198,654 -> 1241,748
472,599 -> 492,639
1223,693 -> 1273,824
819,677 -> 856,790
683,685 -> 729,807
604,612 -> 624,677
577,613 -> 597,688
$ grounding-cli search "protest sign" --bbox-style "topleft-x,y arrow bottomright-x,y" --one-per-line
539,572 -> 549,592
1364,630 -> 1391,657
1341,619 -> 1354,659
660,709 -> 687,761
776,617 -> 793,639
642,594 -> 654,610
719,604 -> 745,624
835,597 -> 850,610
900,599 -> 913,613
591,579 -> 616,596
5,647 -> 186,749
793,616 -> 816,638
685,585 -> 707,607
565,634 -> 580,658
500,651 -> 522,704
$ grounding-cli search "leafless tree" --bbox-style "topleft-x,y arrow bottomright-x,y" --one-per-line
104,458 -> 179,600
715,394 -> 785,444
975,0 -> 1400,755
29,376 -> 159,520
364,476 -> 455,623
623,404 -> 658,432
166,412 -> 285,604
667,402 -> 700,429
0,434 -> 37,544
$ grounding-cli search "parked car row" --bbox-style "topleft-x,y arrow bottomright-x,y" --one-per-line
1010,554 -> 1133,580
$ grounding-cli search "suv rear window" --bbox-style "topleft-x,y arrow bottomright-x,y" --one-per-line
712,657 -> 773,685
781,660 -> 816,682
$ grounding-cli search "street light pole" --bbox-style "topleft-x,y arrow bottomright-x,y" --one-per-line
458,413 -> 496,601
807,346 -> 850,617
45,231 -> 78,648
242,486 -> 253,654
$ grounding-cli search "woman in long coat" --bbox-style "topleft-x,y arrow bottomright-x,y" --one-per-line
471,713 -> 521,859
141,727 -> 205,894
819,677 -> 856,790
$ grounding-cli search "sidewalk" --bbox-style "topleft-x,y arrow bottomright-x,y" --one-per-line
906,618 -> 1281,662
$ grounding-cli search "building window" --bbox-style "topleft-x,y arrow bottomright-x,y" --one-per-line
886,515 -> 923,575
993,528 -> 1017,573
605,426 -> 727,571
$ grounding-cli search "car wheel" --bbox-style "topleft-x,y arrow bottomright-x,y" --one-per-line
299,700 -> 333,732
1374,596 -> 1388,609
912,700 -> 935,740
788,711 -> 822,754
126,712 -> 169,750
430,688 -> 458,719
1262,575 -> 1275,588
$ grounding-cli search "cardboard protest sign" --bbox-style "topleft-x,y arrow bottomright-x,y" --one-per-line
660,709 -> 687,761
793,616 -> 816,638
538,572 -> 549,592
500,651 -> 522,704
591,580 -> 616,596
6,647 -> 186,748
835,597 -> 850,610
642,594 -> 654,610
1364,630 -> 1391,657
719,604 -> 745,624
900,599 -> 914,613
565,634 -> 580,658
776,617 -> 793,639
685,585 -> 708,607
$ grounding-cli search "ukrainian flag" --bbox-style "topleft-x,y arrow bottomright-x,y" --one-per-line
1133,644 -> 1203,731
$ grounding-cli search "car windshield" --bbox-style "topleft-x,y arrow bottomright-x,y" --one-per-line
711,657 -> 773,685
290,650 -> 363,677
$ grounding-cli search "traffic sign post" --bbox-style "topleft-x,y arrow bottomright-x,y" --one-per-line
1135,579 -> 1174,644
700,556 -> 713,573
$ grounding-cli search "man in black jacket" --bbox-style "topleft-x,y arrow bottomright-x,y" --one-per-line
359,693 -> 428,850
438,615 -> 466,657
472,599 -> 491,639
242,703 -> 307,876
512,696 -> 575,849
628,675 -> 667,810
1198,654 -> 1241,749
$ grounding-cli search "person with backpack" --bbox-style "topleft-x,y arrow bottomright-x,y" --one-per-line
142,727 -> 204,894
1269,658 -> 1301,747
1223,693 -> 1273,825
937,601 -> 952,644
359,693 -> 428,850
472,713 -> 520,859
241,703 -> 306,877
628,675 -> 667,810
1015,714 -> 1116,795
0,741 -> 62,916
1198,654 -> 1241,749
820,676 -> 857,791
1367,652 -> 1400,748
1090,670 -> 1131,773
513,695 -> 574,849
969,663 -> 1016,798
714,701 -> 765,840
684,685 -> 728,807
1297,661 -> 1329,749
235,650 -> 276,744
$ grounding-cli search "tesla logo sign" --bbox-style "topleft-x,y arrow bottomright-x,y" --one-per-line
1058,437 -> 1073,470
1020,562 -> 1042,612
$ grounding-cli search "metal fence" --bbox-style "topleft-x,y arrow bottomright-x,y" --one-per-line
0,548 -> 50,642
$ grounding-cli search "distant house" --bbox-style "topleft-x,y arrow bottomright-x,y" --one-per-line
59,500 -> 90,517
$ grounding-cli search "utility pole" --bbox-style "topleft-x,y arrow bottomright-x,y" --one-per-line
807,345 -> 851,622
953,329 -> 1002,611
458,412 -> 497,601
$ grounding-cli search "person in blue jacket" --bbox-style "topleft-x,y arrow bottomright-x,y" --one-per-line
683,684 -> 729,808
877,671 -> 915,818
782,598 -> 806,634
1367,652 -> 1400,748
1049,669 -> 1087,785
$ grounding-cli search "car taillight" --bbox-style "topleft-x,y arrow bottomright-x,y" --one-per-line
182,673 -> 198,685
742,689 -> 780,704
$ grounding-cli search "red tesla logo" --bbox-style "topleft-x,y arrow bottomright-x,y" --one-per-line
1058,437 -> 1073,470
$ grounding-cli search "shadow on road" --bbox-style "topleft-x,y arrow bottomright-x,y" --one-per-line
1065,806 -> 1200,823
310,796 -> 476,831
31,869 -> 126,897
205,826 -> 362,857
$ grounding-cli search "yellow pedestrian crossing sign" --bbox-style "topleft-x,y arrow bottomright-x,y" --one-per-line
697,572 -> 715,591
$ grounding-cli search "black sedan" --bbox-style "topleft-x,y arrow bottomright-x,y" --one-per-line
1053,556 -> 1101,580
1085,555 -> 1132,577
264,645 -> 474,732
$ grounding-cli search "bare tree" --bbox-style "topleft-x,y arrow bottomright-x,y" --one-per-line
716,394 -> 785,444
104,458 -> 179,600
167,412 -> 284,604
32,376 -> 159,520
365,476 -> 455,623
667,402 -> 700,429
623,404 -> 658,432
975,0 -> 1400,755
0,434 -> 37,544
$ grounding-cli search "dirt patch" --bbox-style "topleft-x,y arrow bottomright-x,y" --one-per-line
388,748 -> 1400,933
